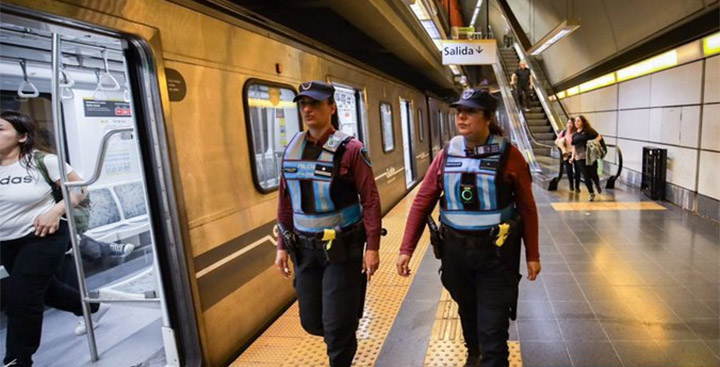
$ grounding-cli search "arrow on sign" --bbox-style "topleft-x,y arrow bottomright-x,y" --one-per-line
475,47 -> 484,53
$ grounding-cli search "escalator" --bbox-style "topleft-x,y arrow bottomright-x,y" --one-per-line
498,46 -> 557,171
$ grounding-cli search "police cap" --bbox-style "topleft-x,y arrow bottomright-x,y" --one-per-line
293,80 -> 335,102
450,88 -> 497,113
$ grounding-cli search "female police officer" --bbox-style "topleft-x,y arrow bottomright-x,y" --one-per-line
396,89 -> 540,367
274,81 -> 381,367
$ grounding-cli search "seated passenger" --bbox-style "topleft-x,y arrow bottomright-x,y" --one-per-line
0,111 -> 110,367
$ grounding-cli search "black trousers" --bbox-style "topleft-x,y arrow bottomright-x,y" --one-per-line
574,159 -> 600,194
517,85 -> 531,109
440,236 -> 517,367
292,244 -> 366,367
562,159 -> 578,190
0,223 -> 87,367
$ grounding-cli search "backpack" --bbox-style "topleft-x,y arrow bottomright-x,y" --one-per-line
34,151 -> 91,234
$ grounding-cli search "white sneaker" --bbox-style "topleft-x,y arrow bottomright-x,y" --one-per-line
108,243 -> 135,256
74,303 -> 111,336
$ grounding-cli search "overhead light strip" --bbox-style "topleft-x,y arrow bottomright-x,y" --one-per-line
469,0 -> 483,27
703,32 -> 720,56
528,19 -> 580,56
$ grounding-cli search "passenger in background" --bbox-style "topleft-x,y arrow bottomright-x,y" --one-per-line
396,90 -> 541,367
555,118 -> 579,192
570,115 -> 602,201
274,81 -> 381,367
0,111 -> 109,367
510,61 -> 534,112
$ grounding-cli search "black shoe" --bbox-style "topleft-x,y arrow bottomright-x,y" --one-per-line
597,187 -> 602,194
465,353 -> 481,367
575,188 -> 581,193
589,193 -> 596,202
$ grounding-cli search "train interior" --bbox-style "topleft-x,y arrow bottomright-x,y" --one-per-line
0,14 -> 174,367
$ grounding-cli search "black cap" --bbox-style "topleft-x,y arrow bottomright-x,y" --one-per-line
450,89 -> 497,112
293,80 -> 335,102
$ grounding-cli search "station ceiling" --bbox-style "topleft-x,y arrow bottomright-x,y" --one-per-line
225,0 -> 459,97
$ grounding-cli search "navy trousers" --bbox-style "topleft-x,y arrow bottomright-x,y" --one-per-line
292,244 -> 366,367
440,235 -> 517,367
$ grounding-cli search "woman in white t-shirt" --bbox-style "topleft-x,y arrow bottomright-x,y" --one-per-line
0,111 -> 106,367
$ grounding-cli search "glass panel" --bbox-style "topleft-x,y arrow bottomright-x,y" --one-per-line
358,90 -> 370,151
246,83 -> 301,191
0,15 -> 178,365
417,108 -> 424,142
380,102 -> 394,152
333,84 -> 360,139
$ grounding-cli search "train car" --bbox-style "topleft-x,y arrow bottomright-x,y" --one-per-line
0,1 -> 448,366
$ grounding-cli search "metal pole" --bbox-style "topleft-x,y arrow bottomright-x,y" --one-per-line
51,33 -> 100,361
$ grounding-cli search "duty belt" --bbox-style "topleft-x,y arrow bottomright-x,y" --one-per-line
295,221 -> 365,250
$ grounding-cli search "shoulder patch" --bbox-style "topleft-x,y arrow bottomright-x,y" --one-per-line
360,147 -> 372,167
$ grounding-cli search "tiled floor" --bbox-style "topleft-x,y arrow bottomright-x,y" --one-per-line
233,182 -> 719,367
518,184 -> 720,367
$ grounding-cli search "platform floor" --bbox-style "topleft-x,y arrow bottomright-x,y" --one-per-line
233,182 -> 719,367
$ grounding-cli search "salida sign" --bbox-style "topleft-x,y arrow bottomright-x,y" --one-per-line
441,40 -> 497,65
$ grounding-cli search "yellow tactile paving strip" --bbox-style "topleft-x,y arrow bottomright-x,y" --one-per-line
230,187 -> 430,367
424,289 -> 522,367
551,201 -> 666,211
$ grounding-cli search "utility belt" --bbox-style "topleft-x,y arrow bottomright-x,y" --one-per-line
279,221 -> 366,264
426,215 -> 521,260
428,215 -> 523,320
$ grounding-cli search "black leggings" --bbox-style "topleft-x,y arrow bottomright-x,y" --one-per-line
574,159 -> 601,194
562,159 -> 579,190
1,223 -> 88,367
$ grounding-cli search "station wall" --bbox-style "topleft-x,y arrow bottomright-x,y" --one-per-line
561,55 -> 720,220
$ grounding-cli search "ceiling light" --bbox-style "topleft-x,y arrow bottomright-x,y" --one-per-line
528,19 -> 580,56
449,65 -> 461,75
410,1 -> 430,20
616,50 -> 677,82
578,73 -> 616,93
469,0 -> 483,27
703,32 -> 720,56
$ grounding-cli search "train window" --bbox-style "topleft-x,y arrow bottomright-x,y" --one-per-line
417,108 -> 424,142
380,102 -> 394,152
434,109 -> 441,138
333,83 -> 368,147
244,81 -> 301,192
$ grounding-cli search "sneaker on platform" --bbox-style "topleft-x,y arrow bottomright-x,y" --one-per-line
108,243 -> 134,257
74,303 -> 111,336
589,193 -> 596,202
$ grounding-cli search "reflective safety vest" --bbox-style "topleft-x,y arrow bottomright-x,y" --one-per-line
282,131 -> 362,233
440,135 -> 515,231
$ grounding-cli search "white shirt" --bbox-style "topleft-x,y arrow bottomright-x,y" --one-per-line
0,152 -> 73,241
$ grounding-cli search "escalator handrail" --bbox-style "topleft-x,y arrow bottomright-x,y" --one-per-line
494,38 -> 554,151
490,0 -> 567,135
491,43 -> 544,173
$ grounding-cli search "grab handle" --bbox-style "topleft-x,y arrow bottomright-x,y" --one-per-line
65,127 -> 134,188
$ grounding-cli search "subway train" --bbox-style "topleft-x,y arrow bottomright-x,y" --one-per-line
0,1 -> 458,366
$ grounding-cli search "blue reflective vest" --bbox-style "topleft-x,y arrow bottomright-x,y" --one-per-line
440,135 -> 515,231
282,131 -> 362,233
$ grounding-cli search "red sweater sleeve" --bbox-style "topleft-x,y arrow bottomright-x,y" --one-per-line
276,177 -> 294,251
342,141 -> 382,251
505,146 -> 540,261
399,152 -> 444,256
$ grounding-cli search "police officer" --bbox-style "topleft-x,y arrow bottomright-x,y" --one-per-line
274,81 -> 382,367
395,89 -> 541,367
